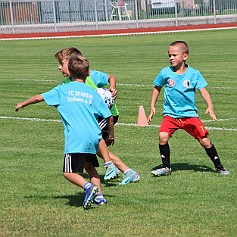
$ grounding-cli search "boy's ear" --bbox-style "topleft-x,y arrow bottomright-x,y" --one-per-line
183,53 -> 188,60
87,70 -> 90,77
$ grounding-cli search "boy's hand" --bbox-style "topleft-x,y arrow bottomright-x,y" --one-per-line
15,102 -> 24,112
110,88 -> 117,100
205,108 -> 217,120
148,108 -> 156,123
105,136 -> 114,146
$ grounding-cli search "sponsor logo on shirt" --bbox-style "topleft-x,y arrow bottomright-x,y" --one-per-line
67,90 -> 93,105
168,79 -> 175,87
183,80 -> 190,88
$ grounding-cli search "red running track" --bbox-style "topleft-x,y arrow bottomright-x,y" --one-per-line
0,22 -> 236,39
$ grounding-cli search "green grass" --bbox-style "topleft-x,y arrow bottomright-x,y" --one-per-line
0,29 -> 237,237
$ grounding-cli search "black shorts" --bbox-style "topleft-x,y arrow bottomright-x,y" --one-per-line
63,153 -> 99,173
98,115 -> 119,140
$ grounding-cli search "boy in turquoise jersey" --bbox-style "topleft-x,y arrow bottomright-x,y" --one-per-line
148,41 -> 229,176
55,47 -> 140,186
15,55 -> 114,209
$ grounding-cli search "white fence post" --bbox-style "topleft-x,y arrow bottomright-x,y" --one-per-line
52,0 -> 58,32
175,0 -> 178,26
95,0 -> 99,30
135,0 -> 139,28
104,0 -> 109,22
213,0 -> 217,24
9,0 -> 14,33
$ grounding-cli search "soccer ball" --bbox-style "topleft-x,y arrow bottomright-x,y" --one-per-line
96,88 -> 114,109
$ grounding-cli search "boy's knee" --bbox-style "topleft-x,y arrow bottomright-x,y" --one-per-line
63,172 -> 70,179
198,137 -> 211,148
159,132 -> 169,144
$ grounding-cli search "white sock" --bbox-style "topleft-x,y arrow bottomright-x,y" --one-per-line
124,169 -> 132,174
83,182 -> 92,190
104,161 -> 113,168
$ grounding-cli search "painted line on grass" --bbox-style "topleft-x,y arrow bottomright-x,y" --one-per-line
118,122 -> 237,131
117,83 -> 237,90
2,79 -> 236,90
1,116 -> 237,131
0,116 -> 61,123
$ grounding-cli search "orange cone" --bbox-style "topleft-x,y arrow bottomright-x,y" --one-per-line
137,105 -> 149,126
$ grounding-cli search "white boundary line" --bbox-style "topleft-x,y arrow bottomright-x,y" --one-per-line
1,116 -> 236,131
116,83 -> 237,89
0,116 -> 61,123
1,26 -> 237,41
1,79 -> 236,90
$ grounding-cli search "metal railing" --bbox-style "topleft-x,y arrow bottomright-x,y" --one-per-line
0,0 -> 236,34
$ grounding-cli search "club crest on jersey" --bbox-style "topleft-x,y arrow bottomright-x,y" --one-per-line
168,79 -> 175,87
183,80 -> 190,88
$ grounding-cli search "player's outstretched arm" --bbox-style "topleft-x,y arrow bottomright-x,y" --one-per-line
15,94 -> 44,112
199,87 -> 217,120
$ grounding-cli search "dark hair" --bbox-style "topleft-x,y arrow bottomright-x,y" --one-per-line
170,41 -> 189,54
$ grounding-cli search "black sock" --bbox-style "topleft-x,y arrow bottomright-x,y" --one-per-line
205,145 -> 223,169
159,144 -> 170,168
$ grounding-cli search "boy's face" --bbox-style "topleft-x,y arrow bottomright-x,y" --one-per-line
168,45 -> 188,67
58,58 -> 70,77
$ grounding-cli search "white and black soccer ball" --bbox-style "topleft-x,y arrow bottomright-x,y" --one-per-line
96,88 -> 114,109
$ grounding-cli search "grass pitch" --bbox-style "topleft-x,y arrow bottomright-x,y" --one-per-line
0,29 -> 237,237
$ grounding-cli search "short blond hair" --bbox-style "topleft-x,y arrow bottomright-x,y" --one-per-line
55,47 -> 82,63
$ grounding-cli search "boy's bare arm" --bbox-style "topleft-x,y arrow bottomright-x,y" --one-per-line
108,74 -> 117,99
105,116 -> 115,146
148,86 -> 161,122
199,87 -> 217,120
15,94 -> 44,112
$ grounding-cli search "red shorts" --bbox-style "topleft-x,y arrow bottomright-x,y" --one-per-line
160,116 -> 208,139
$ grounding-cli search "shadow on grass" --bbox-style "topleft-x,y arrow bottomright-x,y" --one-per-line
171,163 -> 214,173
25,192 -> 115,207
24,194 -> 84,207
151,163 -> 214,173
80,173 -> 120,187
58,193 -> 86,207
24,175 -> 117,208
58,193 -> 115,207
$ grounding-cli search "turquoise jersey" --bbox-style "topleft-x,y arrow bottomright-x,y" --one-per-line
154,65 -> 208,118
41,81 -> 112,154
90,70 -> 109,87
